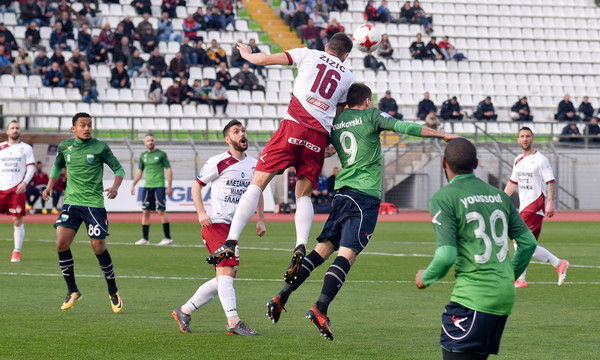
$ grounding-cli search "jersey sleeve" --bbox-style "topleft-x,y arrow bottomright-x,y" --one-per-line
540,155 -> 555,184
428,195 -> 458,248
25,145 -> 35,165
285,47 -> 309,67
102,144 -> 125,177
138,153 -> 145,170
373,110 -> 423,137
50,144 -> 67,179
509,157 -> 519,184
196,158 -> 219,186
162,152 -> 171,168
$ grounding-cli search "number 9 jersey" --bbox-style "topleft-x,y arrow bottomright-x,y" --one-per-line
284,47 -> 355,135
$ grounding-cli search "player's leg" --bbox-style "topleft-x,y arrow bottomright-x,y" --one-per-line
136,188 -> 153,245
9,190 -> 27,262
156,187 -> 172,245
11,216 -> 24,262
56,225 -> 80,310
174,277 -> 218,333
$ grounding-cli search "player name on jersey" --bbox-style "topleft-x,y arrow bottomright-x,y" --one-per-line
459,194 -> 503,209
332,117 -> 363,131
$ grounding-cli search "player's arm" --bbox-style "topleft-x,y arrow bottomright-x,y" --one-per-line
16,163 -> 35,195
102,145 -> 125,199
191,180 -> 211,227
166,167 -> 173,196
256,193 -> 266,236
236,42 -> 289,66
130,169 -> 143,195
43,149 -> 66,201
545,181 -> 555,218
504,181 -> 517,196
416,245 -> 457,289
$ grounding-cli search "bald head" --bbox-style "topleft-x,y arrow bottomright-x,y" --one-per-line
444,138 -> 477,175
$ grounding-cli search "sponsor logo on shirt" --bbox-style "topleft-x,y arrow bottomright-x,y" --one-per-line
287,137 -> 321,153
431,210 -> 442,225
306,95 -> 330,111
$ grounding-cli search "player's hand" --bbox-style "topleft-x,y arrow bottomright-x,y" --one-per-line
237,41 -> 252,59
324,144 -> 337,158
256,220 -> 266,237
130,186 -> 135,195
545,202 -> 554,218
442,133 -> 462,142
104,187 -> 118,199
42,188 -> 52,201
15,182 -> 27,195
166,186 -> 173,197
415,269 -> 427,289
198,212 -> 212,227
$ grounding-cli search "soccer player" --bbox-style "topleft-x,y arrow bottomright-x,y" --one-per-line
1,120 -> 35,262
172,120 -> 266,336
504,127 -> 569,288
131,133 -> 174,245
415,138 -> 537,359
42,113 -> 125,313
207,33 -> 355,284
266,83 -> 458,340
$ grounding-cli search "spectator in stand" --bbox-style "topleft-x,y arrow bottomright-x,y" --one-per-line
56,11 -> 74,40
585,117 -> 600,144
292,3 -> 310,39
80,1 -> 103,29
304,19 -> 321,49
131,0 -> 152,16
310,3 -> 328,29
287,167 -> 297,203
556,94 -> 579,122
193,78 -> 212,104
247,38 -> 265,77
148,48 -> 168,76
316,29 -> 328,51
364,0 -> 378,22
25,21 -> 45,51
50,168 -> 67,214
425,110 -> 440,131
205,7 -> 223,31
314,0 -> 329,19
180,36 -> 196,66
229,37 -> 245,66
149,74 -> 165,103
87,35 -> 108,64
441,96 -> 464,121
474,96 -> 497,121
559,122 -> 583,143
158,12 -> 183,44
179,76 -> 195,104
231,63 -> 264,91
0,44 -> 12,74
399,1 -> 413,24
410,33 -> 425,60
220,5 -> 236,30
183,14 -> 202,42
312,173 -> 329,205
70,48 -> 88,68
195,39 -> 210,66
113,36 -> 134,64
128,48 -> 147,78
136,13 -> 153,41
99,23 -> 117,54
377,0 -> 400,23
0,23 -> 18,51
140,27 -> 159,53
326,167 -> 338,195
80,70 -> 98,103
207,39 -> 228,66
26,161 -> 49,214
111,60 -> 131,88
208,80 -> 228,114
280,0 -> 298,28
510,97 -> 533,121
412,0 -> 433,35
19,0 -> 42,27
61,60 -> 80,88
34,49 -> 51,75
193,7 -> 207,30
325,17 -> 344,40
169,51 -> 188,78
331,0 -> 348,12
216,61 -> 232,89
424,36 -> 443,60
578,96 -> 594,122
364,52 -> 386,72
14,47 -> 34,75
38,0 -> 56,26
43,62 -> 65,87
417,91 -> 436,120
377,33 -> 395,60
161,0 -> 178,18
50,48 -> 65,66
78,24 -> 92,51
378,90 -> 403,120
0,0 -> 16,15
0,33 -> 8,53
50,22 -> 72,51
165,80 -> 181,104
438,36 -> 455,60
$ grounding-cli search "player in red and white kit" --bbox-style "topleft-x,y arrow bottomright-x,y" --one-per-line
504,127 -> 569,287
172,120 -> 266,336
0,120 -> 35,262
207,33 -> 355,284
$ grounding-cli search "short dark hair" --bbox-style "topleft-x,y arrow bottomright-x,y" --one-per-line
444,138 -> 477,175
327,33 -> 353,58
145,132 -> 154,138
519,126 -> 533,137
346,83 -> 372,108
223,119 -> 243,137
72,112 -> 91,125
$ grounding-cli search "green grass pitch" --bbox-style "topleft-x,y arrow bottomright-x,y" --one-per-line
1,221 -> 599,359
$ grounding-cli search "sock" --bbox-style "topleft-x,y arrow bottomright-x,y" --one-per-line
96,250 -> 118,295
294,196 -> 314,248
316,256 -> 351,314
533,245 -> 561,268
58,250 -> 78,293
228,184 -> 262,240
182,277 -> 218,314
13,224 -> 24,252
163,222 -> 171,239
518,267 -> 527,282
279,250 -> 325,304
142,225 -> 149,240
217,275 -> 238,319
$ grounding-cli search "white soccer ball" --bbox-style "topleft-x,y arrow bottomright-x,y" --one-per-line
352,23 -> 382,53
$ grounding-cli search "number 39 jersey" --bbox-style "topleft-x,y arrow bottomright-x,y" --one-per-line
284,47 -> 355,135
428,174 -> 530,315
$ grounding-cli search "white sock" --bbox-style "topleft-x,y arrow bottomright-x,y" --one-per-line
533,245 -> 561,268
217,275 -> 238,318
518,267 -> 528,281
181,277 -> 218,314
228,184 -> 262,240
14,224 -> 24,252
294,196 -> 313,248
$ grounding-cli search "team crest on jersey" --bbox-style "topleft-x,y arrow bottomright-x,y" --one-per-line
86,154 -> 94,163
154,156 -> 159,162
241,172 -> 245,178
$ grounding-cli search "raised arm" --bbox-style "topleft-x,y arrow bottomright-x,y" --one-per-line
237,42 -> 289,66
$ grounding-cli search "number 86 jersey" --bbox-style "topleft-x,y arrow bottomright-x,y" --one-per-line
284,47 -> 355,135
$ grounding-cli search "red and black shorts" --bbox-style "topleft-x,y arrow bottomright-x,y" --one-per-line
202,222 -> 239,268
0,185 -> 27,217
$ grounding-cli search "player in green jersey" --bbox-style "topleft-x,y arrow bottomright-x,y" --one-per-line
415,138 -> 537,359
42,113 -> 125,313
131,133 -> 174,245
266,83 -> 458,340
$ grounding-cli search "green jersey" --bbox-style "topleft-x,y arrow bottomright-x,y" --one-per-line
51,138 -> 125,208
425,174 -> 534,315
139,149 -> 171,188
331,108 -> 422,199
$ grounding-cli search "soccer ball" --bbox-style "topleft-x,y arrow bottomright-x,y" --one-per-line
352,24 -> 382,53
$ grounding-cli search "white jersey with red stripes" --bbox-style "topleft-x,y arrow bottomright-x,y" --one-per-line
0,141 -> 35,191
196,151 -> 257,224
283,47 -> 355,134
509,151 -> 555,216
